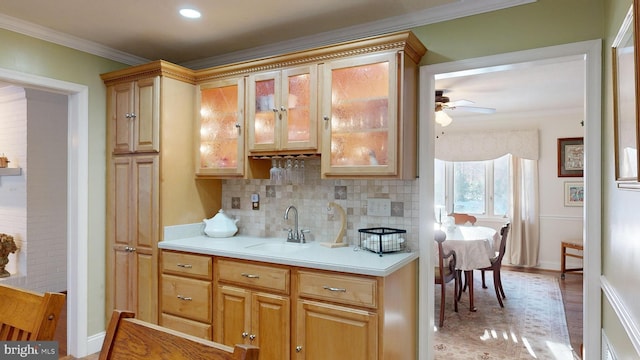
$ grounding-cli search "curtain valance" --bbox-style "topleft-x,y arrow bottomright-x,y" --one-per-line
435,129 -> 539,161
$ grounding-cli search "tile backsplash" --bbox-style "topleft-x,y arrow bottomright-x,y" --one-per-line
219,158 -> 419,251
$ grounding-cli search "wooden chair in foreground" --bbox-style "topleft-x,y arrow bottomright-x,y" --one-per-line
450,213 -> 477,225
479,222 -> 511,307
434,229 -> 458,327
0,284 -> 66,341
99,310 -> 259,360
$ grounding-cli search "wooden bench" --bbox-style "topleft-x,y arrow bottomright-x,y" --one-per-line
560,240 -> 583,279
0,284 -> 66,341
99,310 -> 259,360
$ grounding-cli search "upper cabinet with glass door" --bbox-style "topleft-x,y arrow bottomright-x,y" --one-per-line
320,33 -> 426,179
196,77 -> 246,178
247,65 -> 318,154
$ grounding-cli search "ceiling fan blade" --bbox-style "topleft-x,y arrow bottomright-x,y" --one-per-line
452,105 -> 496,114
445,99 -> 474,107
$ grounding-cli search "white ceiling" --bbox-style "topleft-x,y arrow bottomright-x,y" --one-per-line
0,0 -> 583,121
435,55 -> 585,123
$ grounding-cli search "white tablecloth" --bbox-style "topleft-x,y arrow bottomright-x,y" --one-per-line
438,225 -> 498,270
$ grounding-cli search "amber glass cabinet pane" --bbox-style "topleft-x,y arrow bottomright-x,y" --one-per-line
253,78 -> 276,145
200,85 -> 239,169
330,61 -> 389,166
287,73 -> 311,142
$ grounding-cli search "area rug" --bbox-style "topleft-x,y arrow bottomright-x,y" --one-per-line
433,270 -> 580,359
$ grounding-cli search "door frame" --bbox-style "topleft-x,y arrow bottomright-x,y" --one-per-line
417,39 -> 602,359
0,67 -> 89,357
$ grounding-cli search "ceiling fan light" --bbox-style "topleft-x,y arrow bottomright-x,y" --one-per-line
435,111 -> 453,127
180,8 -> 201,19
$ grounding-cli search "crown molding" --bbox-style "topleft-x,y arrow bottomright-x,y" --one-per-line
0,13 -> 150,66
0,0 -> 534,68
183,0 -> 535,69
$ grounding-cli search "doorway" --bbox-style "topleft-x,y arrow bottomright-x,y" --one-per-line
0,68 -> 89,357
417,40 -> 602,360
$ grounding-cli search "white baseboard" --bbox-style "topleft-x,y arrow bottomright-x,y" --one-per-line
86,331 -> 106,356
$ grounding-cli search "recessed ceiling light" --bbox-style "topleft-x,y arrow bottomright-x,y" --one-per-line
179,8 -> 201,19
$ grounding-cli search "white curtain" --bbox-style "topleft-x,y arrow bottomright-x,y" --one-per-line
506,156 -> 540,266
434,129 -> 540,266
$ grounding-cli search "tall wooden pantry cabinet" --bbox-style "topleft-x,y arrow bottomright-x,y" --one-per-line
102,61 -> 220,324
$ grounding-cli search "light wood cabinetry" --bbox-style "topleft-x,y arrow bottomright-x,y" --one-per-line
160,251 -> 213,339
294,270 -> 379,359
247,65 -> 318,154
194,30 -> 425,179
293,262 -> 417,360
108,155 -> 158,323
320,38 -> 424,179
196,77 -> 246,178
215,258 -> 291,360
110,76 -> 160,154
103,61 -> 221,325
157,248 -> 416,360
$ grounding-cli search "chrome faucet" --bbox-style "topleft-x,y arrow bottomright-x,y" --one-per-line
284,205 -> 302,243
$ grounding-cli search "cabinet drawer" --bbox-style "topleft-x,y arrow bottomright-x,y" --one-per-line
162,251 -> 212,280
297,270 -> 378,308
161,274 -> 212,323
216,258 -> 290,294
161,313 -> 212,340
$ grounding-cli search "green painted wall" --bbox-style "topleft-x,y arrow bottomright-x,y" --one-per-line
412,0 -> 603,65
0,28 -> 128,336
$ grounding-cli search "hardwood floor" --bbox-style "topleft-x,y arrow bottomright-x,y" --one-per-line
57,267 -> 584,359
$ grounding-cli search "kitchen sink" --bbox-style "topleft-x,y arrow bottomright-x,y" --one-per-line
245,242 -> 311,254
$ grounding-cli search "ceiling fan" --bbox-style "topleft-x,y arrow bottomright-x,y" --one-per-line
435,89 -> 496,127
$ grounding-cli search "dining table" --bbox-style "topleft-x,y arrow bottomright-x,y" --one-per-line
437,224 -> 499,311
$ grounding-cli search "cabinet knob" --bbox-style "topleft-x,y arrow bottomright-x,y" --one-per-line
323,116 -> 330,121
242,332 -> 249,338
280,106 -> 287,112
125,113 -> 131,119
296,346 -> 303,353
249,334 -> 256,341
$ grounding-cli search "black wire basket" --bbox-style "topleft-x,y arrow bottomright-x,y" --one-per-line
358,227 -> 407,256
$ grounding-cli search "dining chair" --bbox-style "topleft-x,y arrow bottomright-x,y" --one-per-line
479,222 -> 511,307
100,310 -> 259,360
434,229 -> 458,327
450,213 -> 477,225
0,284 -> 66,341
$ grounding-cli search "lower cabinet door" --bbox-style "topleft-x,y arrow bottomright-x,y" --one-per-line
295,299 -> 378,360
252,292 -> 290,360
216,285 -> 290,360
215,285 -> 251,347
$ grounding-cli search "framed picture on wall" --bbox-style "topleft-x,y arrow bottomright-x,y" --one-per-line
564,181 -> 584,207
613,1 -> 640,189
557,137 -> 584,177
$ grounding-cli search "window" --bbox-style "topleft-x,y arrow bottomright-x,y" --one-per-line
435,154 -> 511,217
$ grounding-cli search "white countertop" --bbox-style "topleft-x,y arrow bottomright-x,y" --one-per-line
159,223 -> 418,277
